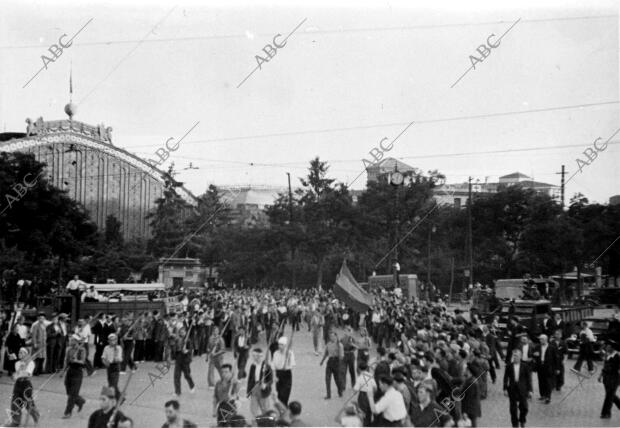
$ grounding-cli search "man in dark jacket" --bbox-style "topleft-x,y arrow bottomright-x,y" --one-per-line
598,340 -> 620,419
461,363 -> 482,427
503,349 -> 532,428
533,334 -> 559,403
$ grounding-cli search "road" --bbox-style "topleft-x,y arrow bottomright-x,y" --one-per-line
0,318 -> 618,427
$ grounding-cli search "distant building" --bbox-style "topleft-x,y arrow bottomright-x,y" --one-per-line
158,257 -> 209,289
365,158 -> 417,184
218,185 -> 287,227
0,105 -> 196,239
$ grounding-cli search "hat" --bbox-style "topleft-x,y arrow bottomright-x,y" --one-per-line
58,313 -> 68,319
108,333 -> 117,340
100,386 -> 116,399
278,337 -> 287,346
37,312 -> 46,317
606,339 -> 620,351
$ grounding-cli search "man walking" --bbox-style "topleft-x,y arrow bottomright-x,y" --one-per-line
533,334 -> 559,404
62,335 -> 86,419
173,326 -> 196,397
320,331 -> 343,399
232,326 -> 250,379
503,349 -> 532,428
272,336 -> 295,405
30,312 -> 47,376
340,325 -> 357,390
102,333 -> 123,400
247,348 -> 273,417
206,326 -> 226,388
598,340 -> 620,419
572,321 -> 596,375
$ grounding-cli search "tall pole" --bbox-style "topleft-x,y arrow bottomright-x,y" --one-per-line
286,172 -> 296,288
393,184 -> 400,288
427,225 -> 432,286
468,176 -> 473,286
286,172 -> 294,221
556,165 -> 566,208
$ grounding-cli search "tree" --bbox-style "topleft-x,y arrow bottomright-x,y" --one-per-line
146,165 -> 192,258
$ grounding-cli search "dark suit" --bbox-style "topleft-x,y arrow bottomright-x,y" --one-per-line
601,353 -> 620,417
504,362 -> 532,427
247,361 -> 273,416
534,343 -> 559,400
541,318 -> 556,337
232,334 -> 250,379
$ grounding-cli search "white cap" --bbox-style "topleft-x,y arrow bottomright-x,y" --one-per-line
278,337 -> 288,346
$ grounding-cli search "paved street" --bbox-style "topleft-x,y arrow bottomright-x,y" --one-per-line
1,322 -> 619,427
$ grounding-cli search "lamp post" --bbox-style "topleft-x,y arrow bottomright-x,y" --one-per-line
427,224 -> 436,287
388,167 -> 405,288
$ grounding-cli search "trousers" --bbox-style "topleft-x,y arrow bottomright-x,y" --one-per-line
64,365 -> 85,415
275,369 -> 292,405
325,357 -> 342,398
174,355 -> 195,395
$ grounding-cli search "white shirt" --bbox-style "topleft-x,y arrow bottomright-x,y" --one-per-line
67,279 -> 85,290
374,387 -> 407,422
522,344 -> 530,361
513,363 -> 520,380
541,344 -> 548,363
16,324 -> 28,340
272,349 -> 295,370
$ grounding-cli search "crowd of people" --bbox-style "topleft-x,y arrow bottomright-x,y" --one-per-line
1,278 -> 620,427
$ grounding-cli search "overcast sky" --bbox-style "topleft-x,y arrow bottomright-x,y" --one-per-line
1,0 -> 618,203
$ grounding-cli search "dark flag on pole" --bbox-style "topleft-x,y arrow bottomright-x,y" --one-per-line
334,260 -> 373,313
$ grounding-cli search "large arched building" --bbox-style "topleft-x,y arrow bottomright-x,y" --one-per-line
0,104 -> 196,239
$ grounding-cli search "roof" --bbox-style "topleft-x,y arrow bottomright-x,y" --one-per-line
500,172 -> 531,180
366,157 -> 416,172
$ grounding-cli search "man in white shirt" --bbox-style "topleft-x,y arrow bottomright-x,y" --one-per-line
353,362 -> 376,426
272,336 -> 295,405
366,375 -> 407,427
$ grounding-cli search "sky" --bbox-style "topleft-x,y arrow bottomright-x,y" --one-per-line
1,0 -> 618,203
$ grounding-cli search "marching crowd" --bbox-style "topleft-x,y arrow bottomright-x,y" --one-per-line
1,281 -> 620,427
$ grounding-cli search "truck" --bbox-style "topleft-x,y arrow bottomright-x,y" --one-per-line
21,283 -> 180,324
367,274 -> 420,300
496,299 -> 593,339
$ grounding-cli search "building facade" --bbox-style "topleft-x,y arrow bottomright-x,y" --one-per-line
0,107 -> 195,239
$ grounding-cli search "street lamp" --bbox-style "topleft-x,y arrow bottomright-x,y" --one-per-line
428,224 -> 436,300
388,167 -> 405,288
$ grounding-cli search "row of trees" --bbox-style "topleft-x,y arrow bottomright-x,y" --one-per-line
1,152 -> 619,294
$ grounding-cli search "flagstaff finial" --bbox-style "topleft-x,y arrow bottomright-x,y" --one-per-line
65,63 -> 77,119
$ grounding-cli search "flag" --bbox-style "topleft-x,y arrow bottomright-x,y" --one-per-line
334,260 -> 373,313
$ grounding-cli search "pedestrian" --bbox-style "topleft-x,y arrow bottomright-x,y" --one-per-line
272,336 -> 295,405
340,325 -> 357,390
120,317 -> 137,374
30,312 -> 47,375
206,326 -> 226,388
353,361 -> 376,427
365,375 -> 408,427
550,329 -> 567,391
62,335 -> 86,419
87,386 -> 126,428
598,340 -> 620,419
461,364 -> 482,428
7,347 -> 40,427
233,325 -> 250,379
213,363 -> 240,424
572,320 -> 596,376
320,330 -> 344,399
310,308 -> 324,356
533,333 -> 559,404
503,349 -> 532,428
102,333 -> 123,400
162,399 -> 197,428
356,327 -> 371,368
3,323 -> 24,377
173,326 -> 196,397
410,381 -> 452,427
247,348 -> 274,417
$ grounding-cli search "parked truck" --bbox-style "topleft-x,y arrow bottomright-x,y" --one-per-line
496,299 -> 593,339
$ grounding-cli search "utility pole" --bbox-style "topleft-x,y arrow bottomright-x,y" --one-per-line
286,172 -> 294,221
556,165 -> 566,208
468,176 -> 473,286
286,172 -> 296,288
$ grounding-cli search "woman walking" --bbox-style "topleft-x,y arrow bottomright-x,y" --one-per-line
7,348 -> 39,427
